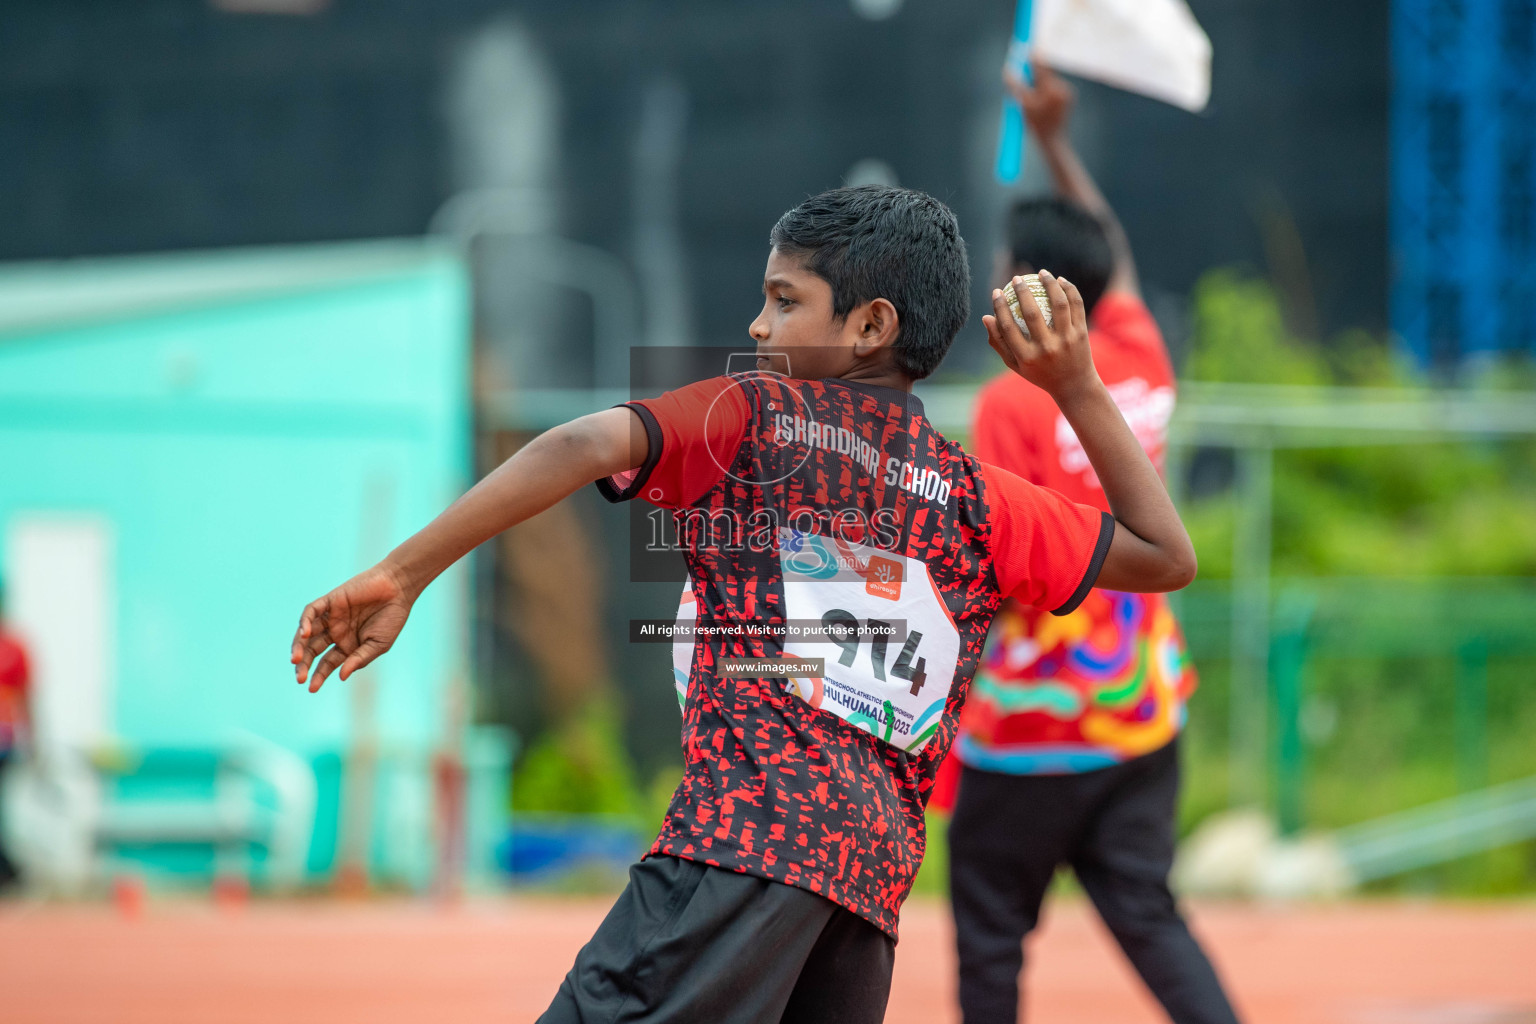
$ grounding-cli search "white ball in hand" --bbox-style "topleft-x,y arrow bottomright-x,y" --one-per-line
1003,274 -> 1053,335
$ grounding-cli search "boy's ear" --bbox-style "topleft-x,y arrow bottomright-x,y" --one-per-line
851,297 -> 901,356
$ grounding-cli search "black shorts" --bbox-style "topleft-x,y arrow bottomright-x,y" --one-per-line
538,855 -> 895,1024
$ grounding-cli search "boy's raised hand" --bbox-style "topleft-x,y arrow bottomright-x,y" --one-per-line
1005,61 -> 1075,142
985,271 -> 1197,594
983,269 -> 1100,399
290,564 -> 414,693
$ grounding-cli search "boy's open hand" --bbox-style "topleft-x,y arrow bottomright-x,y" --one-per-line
984,270 -> 1100,400
290,565 -> 413,693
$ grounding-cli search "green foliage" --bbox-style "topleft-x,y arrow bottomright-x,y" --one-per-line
513,701 -> 645,818
1183,269 -> 1536,579
1187,270 -> 1331,385
1177,269 -> 1536,894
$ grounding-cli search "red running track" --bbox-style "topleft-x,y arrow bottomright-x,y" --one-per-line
2,896 -> 1534,1023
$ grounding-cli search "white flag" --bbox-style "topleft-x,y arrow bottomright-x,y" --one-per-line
1031,0 -> 1212,113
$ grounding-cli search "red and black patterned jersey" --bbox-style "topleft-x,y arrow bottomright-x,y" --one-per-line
598,373 -> 1111,940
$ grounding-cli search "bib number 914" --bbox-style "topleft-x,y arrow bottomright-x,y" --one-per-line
778,528 -> 959,752
820,609 -> 927,696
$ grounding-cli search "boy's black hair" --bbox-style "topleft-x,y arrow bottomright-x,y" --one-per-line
770,185 -> 971,380
1005,197 -> 1113,315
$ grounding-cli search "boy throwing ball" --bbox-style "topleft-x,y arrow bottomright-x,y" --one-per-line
291,185 -> 1196,1023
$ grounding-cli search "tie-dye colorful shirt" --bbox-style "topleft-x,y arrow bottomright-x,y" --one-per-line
954,293 -> 1197,775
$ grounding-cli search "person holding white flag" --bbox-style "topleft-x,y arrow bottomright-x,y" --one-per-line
938,56 -> 1242,1024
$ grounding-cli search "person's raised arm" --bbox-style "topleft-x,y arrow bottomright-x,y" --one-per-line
1006,62 -> 1140,299
290,406 -> 646,692
985,271 -> 1194,592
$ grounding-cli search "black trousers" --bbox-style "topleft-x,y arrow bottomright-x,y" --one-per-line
947,739 -> 1240,1024
539,854 -> 895,1024
0,750 -> 16,888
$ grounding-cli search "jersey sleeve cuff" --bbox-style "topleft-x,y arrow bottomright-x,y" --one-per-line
1051,511 -> 1115,616
596,403 -> 664,503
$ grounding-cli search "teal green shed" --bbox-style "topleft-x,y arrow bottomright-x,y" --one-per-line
0,240 -> 508,891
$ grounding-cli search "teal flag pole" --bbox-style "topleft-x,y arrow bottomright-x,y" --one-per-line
994,0 -> 1034,183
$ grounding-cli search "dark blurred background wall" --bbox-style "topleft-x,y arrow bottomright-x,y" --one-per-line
1,0 -> 1389,365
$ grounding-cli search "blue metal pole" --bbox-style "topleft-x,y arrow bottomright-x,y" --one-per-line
994,0 -> 1034,184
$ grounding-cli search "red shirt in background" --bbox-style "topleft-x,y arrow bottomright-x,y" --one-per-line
0,628 -> 30,750
939,292 -> 1197,795
972,292 -> 1176,508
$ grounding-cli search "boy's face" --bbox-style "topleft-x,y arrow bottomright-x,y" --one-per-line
749,248 -> 894,382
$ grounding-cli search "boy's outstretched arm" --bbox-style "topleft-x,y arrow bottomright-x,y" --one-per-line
986,271 -> 1195,592
290,407 -> 645,692
1006,62 -> 1140,299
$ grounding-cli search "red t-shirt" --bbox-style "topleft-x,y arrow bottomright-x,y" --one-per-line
600,373 -> 1110,938
945,292 -> 1196,783
0,629 -> 30,749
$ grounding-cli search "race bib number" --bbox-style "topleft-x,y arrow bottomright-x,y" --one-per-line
776,528 -> 959,752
